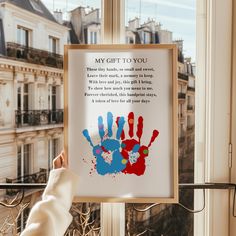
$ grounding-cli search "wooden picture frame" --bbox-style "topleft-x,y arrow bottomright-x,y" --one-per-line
64,44 -> 178,203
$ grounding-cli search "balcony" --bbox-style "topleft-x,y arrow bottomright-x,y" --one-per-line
178,72 -> 188,81
6,42 -> 63,69
178,93 -> 186,99
6,168 -> 47,196
178,136 -> 185,144
187,125 -> 195,133
187,105 -> 194,111
15,109 -> 63,128
187,86 -> 195,92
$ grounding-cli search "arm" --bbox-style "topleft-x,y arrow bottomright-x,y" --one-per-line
21,152 -> 79,236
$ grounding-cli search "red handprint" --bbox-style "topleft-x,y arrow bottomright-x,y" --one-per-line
116,112 -> 159,176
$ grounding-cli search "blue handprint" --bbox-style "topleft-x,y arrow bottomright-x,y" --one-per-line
82,112 -> 128,176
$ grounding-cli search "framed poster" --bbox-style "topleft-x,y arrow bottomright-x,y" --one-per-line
64,44 -> 178,203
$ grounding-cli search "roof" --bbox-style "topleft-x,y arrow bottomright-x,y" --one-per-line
0,0 -> 58,24
63,21 -> 80,44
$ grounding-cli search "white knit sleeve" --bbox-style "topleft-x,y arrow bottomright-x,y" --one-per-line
20,168 -> 79,236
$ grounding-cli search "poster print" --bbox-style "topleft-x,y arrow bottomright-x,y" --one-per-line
64,44 -> 178,203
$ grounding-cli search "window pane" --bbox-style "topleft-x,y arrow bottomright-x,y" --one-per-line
42,1 -> 103,235
49,36 -> 59,54
1,1 -> 103,234
17,145 -> 22,178
125,0 -> 196,235
24,144 -> 31,176
17,27 -> 30,47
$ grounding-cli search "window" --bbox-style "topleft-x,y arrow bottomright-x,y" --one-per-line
10,0 -> 234,235
17,83 -> 31,125
52,86 -> 57,110
48,85 -> 57,110
90,31 -> 98,44
126,36 -> 134,44
29,0 -> 43,13
52,139 -> 59,157
48,138 -> 60,170
49,36 -> 59,54
142,31 -> 150,44
17,144 -> 33,180
17,26 -> 32,47
17,85 -> 21,111
23,84 -> 29,111
123,0 -> 196,235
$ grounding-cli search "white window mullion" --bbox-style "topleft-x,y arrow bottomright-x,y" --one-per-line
112,0 -> 125,44
202,0 -> 232,236
230,0 -> 236,234
101,1 -> 126,235
102,0 -> 113,44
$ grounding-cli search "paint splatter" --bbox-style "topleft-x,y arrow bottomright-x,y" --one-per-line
82,112 -> 159,176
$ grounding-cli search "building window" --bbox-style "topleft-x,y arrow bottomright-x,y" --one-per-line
48,138 -> 60,170
126,36 -> 134,44
23,84 -> 29,111
90,31 -> 97,44
142,32 -> 150,44
29,0 -> 43,13
17,83 -> 30,125
49,36 -> 59,54
48,85 -> 59,122
17,26 -> 31,47
17,144 -> 33,179
52,86 -> 57,110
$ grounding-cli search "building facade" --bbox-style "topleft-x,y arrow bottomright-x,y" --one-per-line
68,6 -> 101,44
0,0 -> 68,232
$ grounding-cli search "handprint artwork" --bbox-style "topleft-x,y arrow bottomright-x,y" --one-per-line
82,112 -> 159,176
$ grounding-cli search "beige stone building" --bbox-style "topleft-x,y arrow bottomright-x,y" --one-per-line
0,0 -> 68,232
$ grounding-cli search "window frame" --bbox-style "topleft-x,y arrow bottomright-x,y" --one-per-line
230,1 -> 236,235
194,0 -> 233,235
49,35 -> 60,54
17,143 -> 33,180
100,0 -> 234,235
17,25 -> 32,47
48,138 -> 60,171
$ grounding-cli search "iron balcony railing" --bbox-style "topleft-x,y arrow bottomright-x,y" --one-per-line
178,136 -> 185,144
178,93 -> 186,99
187,125 -> 195,132
6,168 -> 47,196
187,86 -> 195,92
6,42 -> 63,69
187,105 -> 194,111
178,72 -> 188,81
15,109 -> 63,128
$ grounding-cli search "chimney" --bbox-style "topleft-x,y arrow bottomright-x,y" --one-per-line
54,10 -> 63,24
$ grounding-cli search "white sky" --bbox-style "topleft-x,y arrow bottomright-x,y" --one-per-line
42,0 -> 196,60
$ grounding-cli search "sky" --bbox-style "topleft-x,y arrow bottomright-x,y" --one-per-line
42,0 -> 196,60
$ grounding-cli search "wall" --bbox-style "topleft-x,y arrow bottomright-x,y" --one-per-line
0,2 -> 68,54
